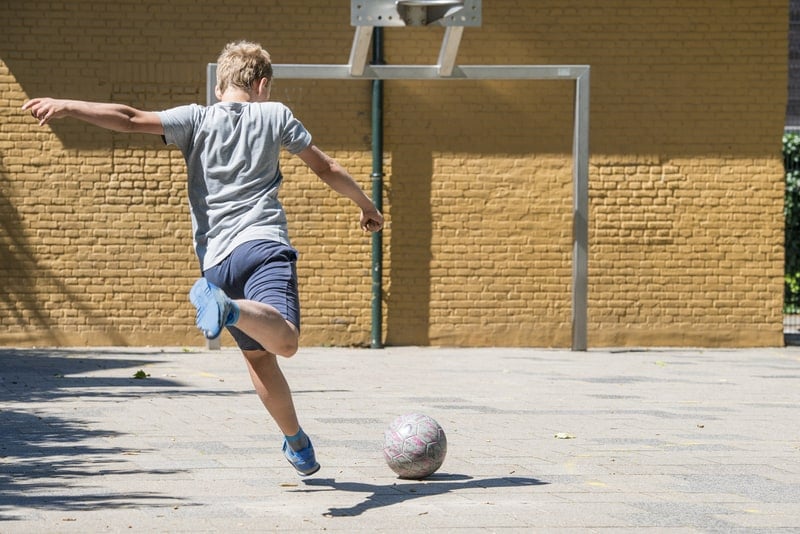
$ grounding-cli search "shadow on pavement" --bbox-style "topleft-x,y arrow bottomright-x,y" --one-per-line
0,349 -> 186,520
300,474 -> 548,517
0,348 -> 176,402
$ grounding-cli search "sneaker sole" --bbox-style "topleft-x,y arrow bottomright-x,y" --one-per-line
189,279 -> 225,339
289,461 -> 321,477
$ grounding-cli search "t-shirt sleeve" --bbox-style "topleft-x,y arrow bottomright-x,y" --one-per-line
279,105 -> 313,154
157,104 -> 202,151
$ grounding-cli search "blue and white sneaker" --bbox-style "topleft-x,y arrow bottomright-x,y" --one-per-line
189,278 -> 239,339
283,438 -> 321,476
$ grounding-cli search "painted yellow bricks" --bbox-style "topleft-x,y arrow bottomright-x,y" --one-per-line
0,1 -> 787,347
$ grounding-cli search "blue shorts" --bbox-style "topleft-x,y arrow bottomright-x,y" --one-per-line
203,240 -> 300,351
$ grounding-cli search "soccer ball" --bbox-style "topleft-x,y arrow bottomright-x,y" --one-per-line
383,413 -> 447,479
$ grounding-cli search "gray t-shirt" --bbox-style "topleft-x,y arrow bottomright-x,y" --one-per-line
158,102 -> 312,270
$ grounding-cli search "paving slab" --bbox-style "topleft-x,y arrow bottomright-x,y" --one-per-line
1,346 -> 799,532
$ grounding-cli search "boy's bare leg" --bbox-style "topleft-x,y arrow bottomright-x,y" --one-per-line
243,348 -> 319,475
242,349 -> 300,436
234,300 -> 299,357
189,282 -> 319,471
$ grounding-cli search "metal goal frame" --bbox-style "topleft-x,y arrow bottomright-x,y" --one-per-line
205,4 -> 590,350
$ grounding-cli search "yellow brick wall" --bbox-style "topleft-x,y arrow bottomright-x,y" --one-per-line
0,1 -> 787,348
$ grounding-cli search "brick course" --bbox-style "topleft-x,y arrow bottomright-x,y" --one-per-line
0,1 -> 786,347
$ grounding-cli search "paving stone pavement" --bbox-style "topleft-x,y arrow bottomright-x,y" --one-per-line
1,345 -> 799,532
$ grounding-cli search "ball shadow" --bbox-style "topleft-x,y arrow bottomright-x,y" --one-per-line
299,474 -> 548,517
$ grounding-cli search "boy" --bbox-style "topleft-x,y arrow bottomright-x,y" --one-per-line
22,40 -> 384,476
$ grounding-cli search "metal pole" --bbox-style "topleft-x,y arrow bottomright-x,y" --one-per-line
205,63 -> 221,350
370,28 -> 385,349
571,70 -> 590,351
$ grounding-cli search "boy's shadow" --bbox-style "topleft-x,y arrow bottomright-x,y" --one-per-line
298,474 -> 548,517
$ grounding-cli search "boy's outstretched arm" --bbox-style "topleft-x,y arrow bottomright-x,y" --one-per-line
22,98 -> 163,135
297,145 -> 384,233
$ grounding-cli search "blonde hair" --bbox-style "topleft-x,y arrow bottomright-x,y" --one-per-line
216,40 -> 273,94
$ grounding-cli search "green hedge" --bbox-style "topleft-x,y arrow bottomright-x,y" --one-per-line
784,133 -> 800,313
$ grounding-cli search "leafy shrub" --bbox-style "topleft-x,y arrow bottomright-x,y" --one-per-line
783,133 -> 800,313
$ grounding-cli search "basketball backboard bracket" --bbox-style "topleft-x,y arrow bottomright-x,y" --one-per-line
348,0 -> 479,76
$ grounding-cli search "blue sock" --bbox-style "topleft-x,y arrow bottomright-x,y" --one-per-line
285,428 -> 309,452
226,301 -> 240,326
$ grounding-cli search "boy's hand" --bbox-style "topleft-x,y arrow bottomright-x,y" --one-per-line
361,207 -> 384,233
22,98 -> 69,126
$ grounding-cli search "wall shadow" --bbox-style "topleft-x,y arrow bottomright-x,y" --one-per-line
0,160 -> 129,345
0,165 -> 61,344
386,146 -> 433,345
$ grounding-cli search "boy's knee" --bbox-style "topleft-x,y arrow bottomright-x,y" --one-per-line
277,323 -> 299,357
278,336 -> 298,357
